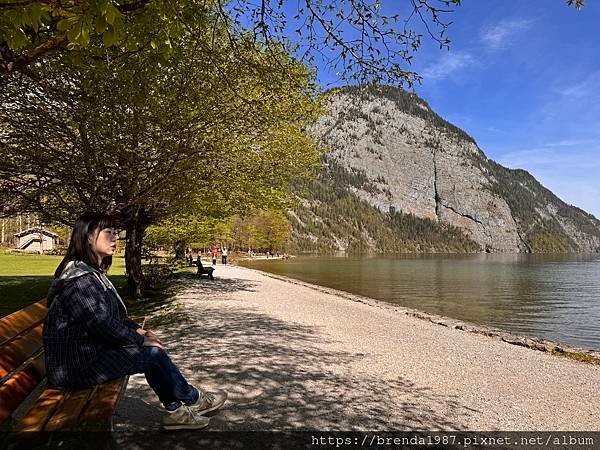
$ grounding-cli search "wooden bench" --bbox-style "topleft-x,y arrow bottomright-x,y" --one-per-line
195,259 -> 215,279
0,299 -> 143,437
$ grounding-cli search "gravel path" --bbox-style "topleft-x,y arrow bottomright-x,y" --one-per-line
115,264 -> 599,431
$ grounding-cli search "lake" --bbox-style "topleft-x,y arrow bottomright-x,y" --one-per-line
239,253 -> 600,351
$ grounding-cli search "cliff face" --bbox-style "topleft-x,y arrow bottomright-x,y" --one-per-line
296,85 -> 600,253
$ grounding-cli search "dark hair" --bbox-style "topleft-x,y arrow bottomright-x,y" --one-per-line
54,212 -> 118,278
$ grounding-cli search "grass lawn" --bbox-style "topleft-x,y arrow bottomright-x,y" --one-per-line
0,253 -> 127,318
0,252 -> 196,319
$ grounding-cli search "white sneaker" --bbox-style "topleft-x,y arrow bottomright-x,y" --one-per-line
162,405 -> 210,431
190,390 -> 228,415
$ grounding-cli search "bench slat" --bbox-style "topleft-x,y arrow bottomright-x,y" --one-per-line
16,387 -> 64,432
0,300 -> 47,346
0,353 -> 45,424
0,324 -> 43,379
44,387 -> 95,431
78,377 -> 129,430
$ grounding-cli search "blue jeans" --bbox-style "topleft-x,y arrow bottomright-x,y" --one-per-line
128,346 -> 199,411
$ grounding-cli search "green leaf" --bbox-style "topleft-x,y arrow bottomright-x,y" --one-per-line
80,25 -> 90,46
95,15 -> 108,33
127,39 -> 138,52
66,22 -> 81,42
56,18 -> 73,32
105,4 -> 123,25
30,4 -> 42,31
7,28 -> 30,49
103,29 -> 115,46
105,4 -> 116,25
98,0 -> 109,14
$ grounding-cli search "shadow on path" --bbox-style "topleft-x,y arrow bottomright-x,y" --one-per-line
178,272 -> 260,295
116,278 -> 476,433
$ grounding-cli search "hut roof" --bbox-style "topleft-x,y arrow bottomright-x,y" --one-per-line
14,227 -> 60,238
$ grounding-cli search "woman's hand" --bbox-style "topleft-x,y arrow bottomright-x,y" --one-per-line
144,330 -> 162,343
143,335 -> 165,349
136,328 -> 162,341
136,328 -> 164,349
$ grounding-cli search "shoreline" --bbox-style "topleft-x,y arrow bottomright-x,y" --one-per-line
238,264 -> 600,365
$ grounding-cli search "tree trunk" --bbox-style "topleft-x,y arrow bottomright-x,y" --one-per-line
124,208 -> 149,299
174,240 -> 186,260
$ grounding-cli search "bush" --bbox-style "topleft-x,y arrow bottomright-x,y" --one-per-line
45,246 -> 67,256
142,263 -> 174,289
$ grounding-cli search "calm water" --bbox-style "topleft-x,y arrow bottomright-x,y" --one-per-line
240,254 -> 600,351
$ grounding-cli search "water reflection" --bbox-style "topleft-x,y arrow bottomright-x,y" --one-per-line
240,254 -> 600,351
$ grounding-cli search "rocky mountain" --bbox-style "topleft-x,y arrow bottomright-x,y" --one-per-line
288,85 -> 600,253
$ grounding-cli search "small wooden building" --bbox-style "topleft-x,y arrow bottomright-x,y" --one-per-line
14,228 -> 59,253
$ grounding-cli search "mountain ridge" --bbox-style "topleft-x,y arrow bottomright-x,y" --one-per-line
288,85 -> 600,254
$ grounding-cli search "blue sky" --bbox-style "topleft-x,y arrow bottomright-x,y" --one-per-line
310,1 -> 600,218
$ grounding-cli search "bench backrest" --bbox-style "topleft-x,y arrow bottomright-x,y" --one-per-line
0,300 -> 47,425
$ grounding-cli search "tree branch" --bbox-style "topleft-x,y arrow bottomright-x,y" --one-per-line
0,35 -> 68,75
117,0 -> 153,14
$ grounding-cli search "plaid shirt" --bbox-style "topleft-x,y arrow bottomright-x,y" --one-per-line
43,269 -> 144,388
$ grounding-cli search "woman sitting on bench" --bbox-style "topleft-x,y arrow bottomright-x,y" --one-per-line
43,212 -> 227,431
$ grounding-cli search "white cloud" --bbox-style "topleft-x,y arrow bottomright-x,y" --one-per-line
422,52 -> 475,81
486,126 -> 502,133
543,138 -> 597,148
556,71 -> 600,100
481,18 -> 533,50
559,81 -> 590,99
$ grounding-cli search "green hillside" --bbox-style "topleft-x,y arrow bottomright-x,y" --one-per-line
289,157 -> 481,254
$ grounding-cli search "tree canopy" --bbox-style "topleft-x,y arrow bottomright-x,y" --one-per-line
0,13 -> 320,295
1,0 -> 548,85
0,39 -> 319,219
146,208 -> 292,255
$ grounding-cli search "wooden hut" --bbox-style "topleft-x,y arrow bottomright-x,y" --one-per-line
14,228 -> 59,253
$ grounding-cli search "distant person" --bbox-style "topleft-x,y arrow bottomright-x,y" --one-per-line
186,247 -> 193,266
210,245 -> 218,265
43,212 -> 227,431
221,247 -> 228,265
